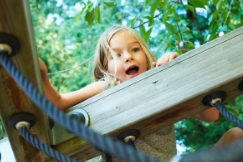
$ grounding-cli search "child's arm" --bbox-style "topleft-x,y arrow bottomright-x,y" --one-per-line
39,58 -> 105,110
192,107 -> 219,122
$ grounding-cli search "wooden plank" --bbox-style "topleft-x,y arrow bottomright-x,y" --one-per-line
0,1 -> 52,162
51,26 -> 243,161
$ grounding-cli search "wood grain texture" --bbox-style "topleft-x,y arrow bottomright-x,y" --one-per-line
0,0 -> 51,162
51,26 -> 243,161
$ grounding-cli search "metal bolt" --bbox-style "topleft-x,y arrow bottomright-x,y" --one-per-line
0,44 -> 12,55
124,136 -> 136,143
15,121 -> 30,130
210,98 -> 222,106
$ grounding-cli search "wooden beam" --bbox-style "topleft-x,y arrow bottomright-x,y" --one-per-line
51,26 -> 243,161
0,1 -> 52,162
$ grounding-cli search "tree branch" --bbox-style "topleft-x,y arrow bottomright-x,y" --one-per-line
133,12 -> 163,29
176,21 -> 185,48
223,0 -> 235,27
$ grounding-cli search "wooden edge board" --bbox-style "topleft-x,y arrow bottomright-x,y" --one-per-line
0,0 -> 52,162
51,26 -> 243,161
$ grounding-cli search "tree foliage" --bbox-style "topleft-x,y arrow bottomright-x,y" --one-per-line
1,0 -> 243,156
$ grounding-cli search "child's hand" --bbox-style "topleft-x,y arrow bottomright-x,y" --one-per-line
152,52 -> 179,67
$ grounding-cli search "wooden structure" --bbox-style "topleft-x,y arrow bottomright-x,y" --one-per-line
0,0 -> 52,162
1,0 -> 243,162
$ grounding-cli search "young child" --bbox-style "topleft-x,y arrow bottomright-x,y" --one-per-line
39,24 -> 243,161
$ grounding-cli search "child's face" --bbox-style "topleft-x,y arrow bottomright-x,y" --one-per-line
107,30 -> 148,82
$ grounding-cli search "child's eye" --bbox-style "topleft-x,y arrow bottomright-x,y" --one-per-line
132,48 -> 139,52
117,54 -> 121,57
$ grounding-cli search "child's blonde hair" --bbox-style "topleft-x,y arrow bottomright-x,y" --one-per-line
93,24 -> 156,88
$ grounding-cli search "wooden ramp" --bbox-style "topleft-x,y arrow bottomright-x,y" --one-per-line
1,0 -> 243,162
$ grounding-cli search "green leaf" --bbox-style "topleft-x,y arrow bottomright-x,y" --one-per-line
87,3 -> 93,12
240,0 -> 243,10
217,25 -> 229,32
175,33 -> 181,41
164,22 -> 176,34
222,8 -> 228,20
213,21 -> 220,33
213,10 -> 218,20
235,10 -> 243,20
162,12 -> 169,22
176,48 -> 182,55
144,16 -> 151,20
204,33 -> 209,42
150,0 -> 161,17
236,10 -> 243,20
185,41 -> 194,48
145,0 -> 153,6
209,33 -> 219,41
94,6 -> 100,23
208,11 -> 218,26
168,15 -> 181,21
144,16 -> 154,27
184,5 -> 195,13
85,9 -> 94,25
208,21 -> 215,33
148,17 -> 154,27
188,0 -> 206,8
212,0 -> 220,6
216,0 -> 223,10
75,5 -> 87,20
159,0 -> 167,8
139,25 -> 146,37
165,1 -> 173,9
131,18 -> 137,28
228,23 -> 236,30
104,1 -> 114,7
144,28 -> 153,43
181,27 -> 191,33
166,43 -> 173,50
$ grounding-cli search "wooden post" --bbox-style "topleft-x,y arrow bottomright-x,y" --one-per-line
51,26 -> 243,161
0,0 -> 51,162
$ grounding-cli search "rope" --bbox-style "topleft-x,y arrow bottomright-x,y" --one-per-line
19,127 -> 78,162
127,139 -> 136,149
102,138 -> 136,162
0,53 -> 160,162
214,102 -> 243,129
102,153 -> 113,162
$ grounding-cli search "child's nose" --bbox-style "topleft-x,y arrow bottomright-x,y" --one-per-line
124,52 -> 133,63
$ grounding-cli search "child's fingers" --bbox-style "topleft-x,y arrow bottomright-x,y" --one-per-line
163,55 -> 170,63
152,62 -> 156,68
169,52 -> 179,61
157,55 -> 167,66
156,52 -> 179,67
156,58 -> 163,67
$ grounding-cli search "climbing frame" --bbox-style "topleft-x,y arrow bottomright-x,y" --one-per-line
1,0 -> 243,162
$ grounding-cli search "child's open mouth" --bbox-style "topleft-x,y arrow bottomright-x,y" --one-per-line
126,66 -> 139,77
